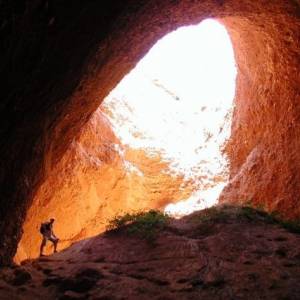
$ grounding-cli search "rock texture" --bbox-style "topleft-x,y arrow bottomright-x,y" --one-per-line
0,0 -> 299,264
219,11 -> 300,219
1,206 -> 300,299
15,108 -> 191,262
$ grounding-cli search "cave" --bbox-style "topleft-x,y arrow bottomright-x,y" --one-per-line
15,18 -> 238,262
1,0 -> 300,268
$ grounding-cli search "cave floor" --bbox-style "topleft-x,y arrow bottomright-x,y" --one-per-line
1,206 -> 300,300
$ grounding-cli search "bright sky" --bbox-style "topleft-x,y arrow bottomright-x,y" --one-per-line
101,19 -> 237,216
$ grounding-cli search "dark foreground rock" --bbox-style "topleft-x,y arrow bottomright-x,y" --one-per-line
1,206 -> 300,300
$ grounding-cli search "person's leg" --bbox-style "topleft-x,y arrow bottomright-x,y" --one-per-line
40,236 -> 47,256
53,239 -> 58,253
49,236 -> 59,253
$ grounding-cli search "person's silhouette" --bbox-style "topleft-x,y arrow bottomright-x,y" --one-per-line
39,218 -> 59,256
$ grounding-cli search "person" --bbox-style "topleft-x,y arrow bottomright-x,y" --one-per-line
39,218 -> 59,256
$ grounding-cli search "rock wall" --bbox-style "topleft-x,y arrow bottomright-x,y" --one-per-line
1,0 -> 299,264
219,14 -> 300,218
15,109 -> 191,262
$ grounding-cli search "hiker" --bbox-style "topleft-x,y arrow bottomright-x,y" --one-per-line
39,218 -> 59,256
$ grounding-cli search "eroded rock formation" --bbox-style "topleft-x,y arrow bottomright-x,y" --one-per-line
219,13 -> 300,218
0,0 -> 299,264
15,108 -> 192,262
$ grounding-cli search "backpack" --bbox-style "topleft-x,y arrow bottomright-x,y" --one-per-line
40,223 -> 50,234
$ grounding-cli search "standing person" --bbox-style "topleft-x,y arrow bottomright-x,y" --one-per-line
39,218 -> 59,256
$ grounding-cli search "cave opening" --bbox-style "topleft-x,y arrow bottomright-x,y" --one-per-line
0,0 -> 298,272
101,19 -> 237,217
15,18 -> 237,263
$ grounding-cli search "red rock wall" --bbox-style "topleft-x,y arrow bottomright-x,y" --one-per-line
220,14 -> 300,218
15,109 -> 192,262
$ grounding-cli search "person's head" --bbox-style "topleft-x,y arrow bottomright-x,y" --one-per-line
50,218 -> 55,224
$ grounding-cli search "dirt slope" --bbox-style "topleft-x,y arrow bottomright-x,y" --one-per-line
1,206 -> 300,300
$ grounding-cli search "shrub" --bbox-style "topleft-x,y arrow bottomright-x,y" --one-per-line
275,219 -> 300,234
107,209 -> 170,242
191,205 -> 238,224
236,206 -> 276,223
191,204 -> 281,225
235,205 -> 300,234
242,206 -> 300,233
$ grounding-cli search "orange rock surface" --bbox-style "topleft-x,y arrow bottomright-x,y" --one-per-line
15,109 -> 192,262
219,13 -> 300,218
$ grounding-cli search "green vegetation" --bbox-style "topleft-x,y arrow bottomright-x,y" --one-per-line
193,205 -> 228,223
107,209 -> 170,242
107,205 -> 300,243
274,218 -> 300,234
191,204 -> 300,234
242,202 -> 300,233
236,206 -> 276,223
190,204 -> 270,224
247,206 -> 300,234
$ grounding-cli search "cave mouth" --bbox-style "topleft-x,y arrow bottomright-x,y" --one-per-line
3,0 -> 299,267
101,19 -> 237,217
15,19 -> 237,263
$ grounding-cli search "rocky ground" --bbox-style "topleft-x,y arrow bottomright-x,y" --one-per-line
1,205 -> 300,300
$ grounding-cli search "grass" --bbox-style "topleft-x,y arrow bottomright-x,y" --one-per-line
243,202 -> 300,234
190,204 -> 269,224
193,206 -> 228,223
236,206 -> 276,223
190,204 -> 300,234
254,207 -> 300,234
107,209 -> 170,242
107,204 -> 300,243
274,218 -> 300,234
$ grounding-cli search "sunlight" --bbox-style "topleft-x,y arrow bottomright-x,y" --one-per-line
101,19 -> 237,217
